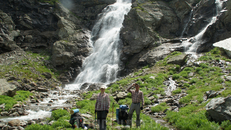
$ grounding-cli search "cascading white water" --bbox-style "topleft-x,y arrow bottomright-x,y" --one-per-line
184,0 -> 227,55
165,77 -> 177,96
180,9 -> 193,38
65,0 -> 132,90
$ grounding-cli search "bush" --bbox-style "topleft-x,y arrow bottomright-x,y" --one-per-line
0,90 -> 33,111
51,118 -> 72,128
14,90 -> 33,101
0,95 -> 17,111
172,88 -> 181,95
76,100 -> 96,114
166,109 -> 220,130
151,102 -> 168,113
172,74 -> 180,80
51,109 -> 70,120
221,120 -> 231,130
25,124 -> 53,130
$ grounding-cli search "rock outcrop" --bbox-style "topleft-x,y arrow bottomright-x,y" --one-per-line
0,79 -> 17,97
206,97 -> 231,122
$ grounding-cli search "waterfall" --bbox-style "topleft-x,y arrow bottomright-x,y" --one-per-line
180,9 -> 193,38
183,0 -> 227,55
65,0 -> 132,90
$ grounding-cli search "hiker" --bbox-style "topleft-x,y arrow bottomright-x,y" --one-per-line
69,109 -> 84,129
95,85 -> 110,130
127,83 -> 144,128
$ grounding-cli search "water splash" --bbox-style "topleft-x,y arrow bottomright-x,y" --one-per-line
65,0 -> 132,90
164,77 -> 177,96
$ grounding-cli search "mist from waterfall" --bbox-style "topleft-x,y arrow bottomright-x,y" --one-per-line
183,0 -> 227,55
65,0 -> 132,90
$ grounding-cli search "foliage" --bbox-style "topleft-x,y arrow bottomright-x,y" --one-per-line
0,90 -> 33,111
14,90 -> 33,101
51,117 -> 72,128
0,95 -> 17,111
221,120 -> 231,130
172,88 -> 181,95
0,51 -> 59,87
38,0 -> 59,5
151,102 -> 168,113
76,99 -> 96,114
25,124 -> 53,130
51,109 -> 70,120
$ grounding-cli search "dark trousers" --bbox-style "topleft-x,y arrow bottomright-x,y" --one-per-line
97,111 -> 108,130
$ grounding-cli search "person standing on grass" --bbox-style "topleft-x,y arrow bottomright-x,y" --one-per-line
95,85 -> 110,130
127,83 -> 144,128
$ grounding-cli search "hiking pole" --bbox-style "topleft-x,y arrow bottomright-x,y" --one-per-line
112,102 -> 114,130
95,111 -> 97,130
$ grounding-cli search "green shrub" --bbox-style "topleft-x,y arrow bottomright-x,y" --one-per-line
117,79 -> 129,86
190,78 -> 198,84
221,120 -> 231,130
38,0 -> 59,5
144,97 -> 151,105
151,102 -> 168,113
166,106 -> 221,130
195,67 -> 202,72
14,90 -> 33,101
51,109 -> 70,120
0,95 -> 17,111
76,99 -> 96,114
25,124 -> 53,130
172,74 -> 180,80
183,83 -> 190,88
172,88 -> 181,95
199,63 -> 209,68
51,118 -> 72,128
118,98 -> 132,106
179,71 -> 189,78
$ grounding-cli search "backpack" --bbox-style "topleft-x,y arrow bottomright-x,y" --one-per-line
118,105 -> 129,125
69,113 -> 84,128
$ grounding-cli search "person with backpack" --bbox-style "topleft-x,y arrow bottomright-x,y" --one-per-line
127,83 -> 144,128
95,85 -> 110,130
69,109 -> 84,129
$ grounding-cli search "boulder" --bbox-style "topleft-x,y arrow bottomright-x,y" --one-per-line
166,53 -> 188,65
116,92 -> 127,99
205,97 -> 231,122
52,40 -> 77,67
213,38 -> 231,58
42,72 -> 52,79
0,79 -> 17,97
8,119 -> 20,127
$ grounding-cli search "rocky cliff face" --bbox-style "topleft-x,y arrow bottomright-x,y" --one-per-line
120,0 -> 231,73
0,0 -> 231,83
0,0 -> 113,82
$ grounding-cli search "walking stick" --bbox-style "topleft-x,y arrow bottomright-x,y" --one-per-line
95,111 -> 97,130
112,102 -> 114,130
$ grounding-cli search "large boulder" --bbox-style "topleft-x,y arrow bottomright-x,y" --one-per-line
0,79 -> 17,97
166,53 -> 188,65
205,97 -> 231,122
52,40 -> 77,67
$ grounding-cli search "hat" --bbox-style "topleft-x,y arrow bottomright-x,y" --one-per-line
100,85 -> 107,89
